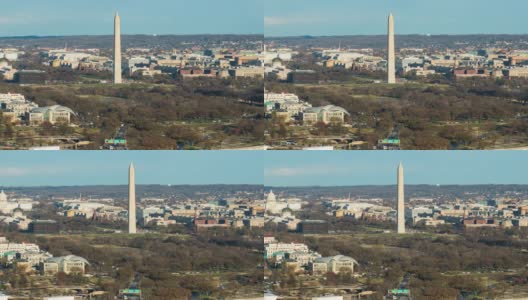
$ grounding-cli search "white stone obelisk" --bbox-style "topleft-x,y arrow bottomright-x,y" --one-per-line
128,163 -> 136,234
114,12 -> 122,84
397,162 -> 405,234
387,13 -> 396,84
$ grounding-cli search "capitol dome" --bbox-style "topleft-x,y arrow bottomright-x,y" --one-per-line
0,190 -> 7,202
267,190 -> 276,202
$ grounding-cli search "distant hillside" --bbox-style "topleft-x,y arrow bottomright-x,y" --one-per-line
265,34 -> 528,50
266,184 -> 528,202
0,34 -> 263,49
0,184 -> 264,201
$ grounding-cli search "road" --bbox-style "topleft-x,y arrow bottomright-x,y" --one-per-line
103,124 -> 128,150
119,272 -> 142,300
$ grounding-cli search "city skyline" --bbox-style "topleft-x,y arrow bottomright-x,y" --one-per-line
0,0 -> 263,36
265,0 -> 528,36
264,151 -> 528,186
0,152 -> 264,187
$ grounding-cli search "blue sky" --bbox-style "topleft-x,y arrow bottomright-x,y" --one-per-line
265,151 -> 528,187
4,151 -> 527,187
0,151 -> 263,187
0,0 -> 263,36
265,0 -> 528,36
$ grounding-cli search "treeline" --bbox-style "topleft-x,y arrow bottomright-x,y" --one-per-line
0,77 -> 264,149
1,230 -> 263,299
266,34 -> 528,50
299,231 -> 528,299
0,34 -> 263,50
268,76 -> 528,149
3,184 -> 264,201
265,185 -> 528,204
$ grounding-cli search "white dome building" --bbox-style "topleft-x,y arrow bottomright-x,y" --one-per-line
265,190 -> 289,215
29,105 -> 75,125
267,190 -> 276,203
0,191 -> 32,215
311,255 -> 359,274
43,255 -> 89,274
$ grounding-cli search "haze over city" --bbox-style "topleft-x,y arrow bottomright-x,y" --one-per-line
0,152 -> 264,186
264,151 -> 528,186
265,0 -> 528,36
0,0 -> 264,36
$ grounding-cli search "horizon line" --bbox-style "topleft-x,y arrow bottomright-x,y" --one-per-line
265,183 -> 528,188
0,183 -> 524,188
265,33 -> 528,38
0,183 -> 263,188
0,33 -> 264,39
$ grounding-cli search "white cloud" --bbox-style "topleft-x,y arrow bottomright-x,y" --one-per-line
265,167 -> 301,177
264,16 -> 289,26
0,16 -> 31,25
0,17 -> 13,25
0,166 -> 75,178
265,165 -> 352,177
0,167 -> 30,177
265,15 -> 330,26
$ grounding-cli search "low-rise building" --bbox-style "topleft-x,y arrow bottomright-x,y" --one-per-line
298,220 -> 329,234
310,255 -> 358,275
302,105 -> 349,125
244,217 -> 264,228
28,105 -> 75,125
0,93 -> 37,119
506,67 -> 528,78
230,67 -> 264,78
43,255 -> 89,275
265,243 -> 309,260
28,220 -> 60,234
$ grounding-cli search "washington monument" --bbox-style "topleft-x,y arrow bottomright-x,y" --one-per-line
114,12 -> 122,84
397,162 -> 405,234
387,13 -> 396,84
128,163 -> 136,234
